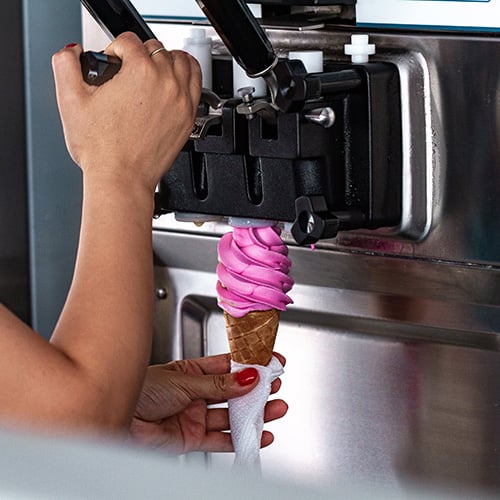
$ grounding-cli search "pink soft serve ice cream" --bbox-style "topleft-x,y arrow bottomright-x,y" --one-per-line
217,224 -> 292,471
216,225 -> 293,317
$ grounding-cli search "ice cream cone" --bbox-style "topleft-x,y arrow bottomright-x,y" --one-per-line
224,309 -> 280,366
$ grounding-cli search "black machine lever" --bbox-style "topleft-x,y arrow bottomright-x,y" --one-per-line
80,0 -> 155,42
194,0 -> 278,78
194,0 -> 365,113
79,0 -> 157,84
80,0 -> 365,114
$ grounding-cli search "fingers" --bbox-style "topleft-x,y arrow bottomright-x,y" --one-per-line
271,376 -> 282,395
180,368 -> 260,404
261,431 -> 275,449
206,399 -> 289,432
164,354 -> 232,376
104,31 -> 149,63
165,352 -> 286,375
195,399 -> 288,453
170,50 -> 202,112
273,352 -> 286,367
197,432 -> 235,453
52,43 -> 87,104
162,353 -> 286,404
144,40 -> 174,72
194,430 -> 276,453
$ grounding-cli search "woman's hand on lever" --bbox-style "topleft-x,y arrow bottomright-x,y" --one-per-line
53,32 -> 201,192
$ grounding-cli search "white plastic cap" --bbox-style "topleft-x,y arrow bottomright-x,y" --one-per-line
190,28 -> 204,39
185,28 -> 211,44
344,34 -> 376,64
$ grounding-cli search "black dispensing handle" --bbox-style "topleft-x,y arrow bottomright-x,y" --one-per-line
80,0 -> 156,42
194,0 -> 277,77
79,0 -> 156,84
80,51 -> 122,85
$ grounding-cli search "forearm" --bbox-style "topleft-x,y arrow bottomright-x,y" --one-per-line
0,34 -> 202,435
51,172 -> 155,430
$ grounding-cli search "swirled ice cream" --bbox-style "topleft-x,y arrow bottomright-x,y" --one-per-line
217,225 -> 293,318
217,225 -> 293,365
217,224 -> 293,472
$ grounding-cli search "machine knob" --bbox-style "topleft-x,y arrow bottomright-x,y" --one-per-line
291,196 -> 366,245
291,196 -> 340,245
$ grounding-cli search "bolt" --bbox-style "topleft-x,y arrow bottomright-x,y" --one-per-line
237,86 -> 256,120
155,288 -> 168,300
305,107 -> 336,128
238,86 -> 255,103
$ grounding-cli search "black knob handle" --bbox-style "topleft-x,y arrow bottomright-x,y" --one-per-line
80,51 -> 122,86
291,196 -> 340,245
291,196 -> 366,245
194,0 -> 276,77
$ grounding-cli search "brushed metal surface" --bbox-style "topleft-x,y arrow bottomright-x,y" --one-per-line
152,231 -> 500,494
253,29 -> 500,266
149,27 -> 500,495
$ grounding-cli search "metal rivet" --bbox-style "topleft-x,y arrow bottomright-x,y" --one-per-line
155,288 -> 168,300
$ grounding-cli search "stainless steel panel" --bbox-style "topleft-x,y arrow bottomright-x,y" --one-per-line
254,30 -> 500,266
153,231 -> 500,494
153,231 -> 500,341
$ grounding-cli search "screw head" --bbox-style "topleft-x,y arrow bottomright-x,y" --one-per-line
237,86 -> 255,102
155,288 -> 168,300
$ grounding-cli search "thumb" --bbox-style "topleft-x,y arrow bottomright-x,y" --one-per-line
187,367 -> 260,403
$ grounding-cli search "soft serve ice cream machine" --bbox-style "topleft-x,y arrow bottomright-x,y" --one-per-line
83,0 -> 403,244
82,0 -> 500,494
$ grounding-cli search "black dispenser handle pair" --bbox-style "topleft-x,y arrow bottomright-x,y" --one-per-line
80,0 -> 275,77
80,1 -> 363,111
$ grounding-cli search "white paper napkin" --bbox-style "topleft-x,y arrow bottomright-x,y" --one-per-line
229,356 -> 284,474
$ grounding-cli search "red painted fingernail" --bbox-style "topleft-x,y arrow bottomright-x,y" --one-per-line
235,368 -> 258,386
65,43 -> 78,48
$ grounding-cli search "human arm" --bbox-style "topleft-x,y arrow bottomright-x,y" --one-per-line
130,353 -> 288,453
0,33 -> 201,435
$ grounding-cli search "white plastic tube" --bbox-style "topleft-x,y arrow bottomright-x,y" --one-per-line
183,28 -> 213,89
232,59 -> 267,98
288,50 -> 324,73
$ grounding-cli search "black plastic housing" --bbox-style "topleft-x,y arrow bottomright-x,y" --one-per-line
157,60 -> 402,244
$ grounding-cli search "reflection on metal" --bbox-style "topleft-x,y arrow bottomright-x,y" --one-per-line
152,231 -> 500,493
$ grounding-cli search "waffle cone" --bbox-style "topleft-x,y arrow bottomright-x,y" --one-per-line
224,309 -> 280,366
